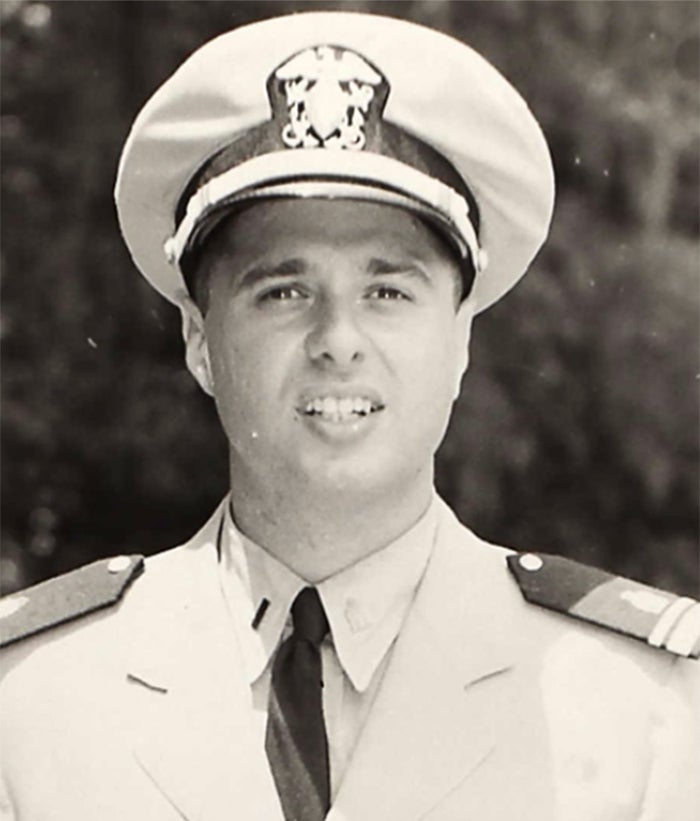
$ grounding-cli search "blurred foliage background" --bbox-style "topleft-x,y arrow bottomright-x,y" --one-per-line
1,0 -> 698,596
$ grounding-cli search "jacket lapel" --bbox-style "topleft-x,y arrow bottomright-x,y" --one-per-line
125,504 -> 283,821
330,502 -> 526,821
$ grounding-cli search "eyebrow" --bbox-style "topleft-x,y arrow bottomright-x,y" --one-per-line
235,258 -> 307,292
367,258 -> 433,287
234,256 -> 433,293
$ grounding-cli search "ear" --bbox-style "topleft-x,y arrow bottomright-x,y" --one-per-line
451,294 -> 476,400
178,294 -> 215,396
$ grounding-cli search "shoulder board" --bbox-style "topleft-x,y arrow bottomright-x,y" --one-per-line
507,552 -> 700,660
0,555 -> 144,649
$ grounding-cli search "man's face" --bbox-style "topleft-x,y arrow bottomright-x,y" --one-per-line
184,198 -> 474,499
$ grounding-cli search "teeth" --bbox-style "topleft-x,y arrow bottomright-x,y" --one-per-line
302,396 -> 379,420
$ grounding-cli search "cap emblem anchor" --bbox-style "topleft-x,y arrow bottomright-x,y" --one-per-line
274,45 -> 383,150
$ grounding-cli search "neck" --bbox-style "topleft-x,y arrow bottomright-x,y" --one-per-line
228,462 -> 434,583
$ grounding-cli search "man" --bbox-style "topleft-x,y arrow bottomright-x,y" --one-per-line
0,11 -> 698,821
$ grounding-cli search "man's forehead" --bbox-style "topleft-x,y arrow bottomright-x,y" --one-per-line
202,198 -> 463,269
216,197 -> 446,241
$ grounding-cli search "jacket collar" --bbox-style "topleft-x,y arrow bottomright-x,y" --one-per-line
123,497 -> 534,821
217,495 -> 438,692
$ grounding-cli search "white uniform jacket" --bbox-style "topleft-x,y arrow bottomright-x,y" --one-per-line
1,499 -> 698,820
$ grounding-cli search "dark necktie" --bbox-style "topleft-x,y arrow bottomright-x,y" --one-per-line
265,587 -> 331,821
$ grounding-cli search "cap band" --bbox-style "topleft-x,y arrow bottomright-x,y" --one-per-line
165,149 -> 484,273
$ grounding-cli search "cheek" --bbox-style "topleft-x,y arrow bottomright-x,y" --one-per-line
207,320 -> 298,429
405,316 -> 462,385
207,303 -> 257,384
412,363 -> 459,430
205,323 -> 257,426
390,322 -> 463,424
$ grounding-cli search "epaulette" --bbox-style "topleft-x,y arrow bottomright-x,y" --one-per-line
507,552 -> 700,660
0,555 -> 144,650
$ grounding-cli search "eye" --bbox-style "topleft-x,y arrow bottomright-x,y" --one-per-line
367,284 -> 412,302
257,284 -> 307,303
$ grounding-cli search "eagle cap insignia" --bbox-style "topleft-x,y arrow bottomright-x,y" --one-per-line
272,45 -> 386,150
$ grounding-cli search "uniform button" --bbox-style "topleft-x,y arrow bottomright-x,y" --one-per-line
519,553 -> 543,572
107,556 -> 132,574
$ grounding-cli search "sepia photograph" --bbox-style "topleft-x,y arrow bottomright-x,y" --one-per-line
1,2 -> 698,819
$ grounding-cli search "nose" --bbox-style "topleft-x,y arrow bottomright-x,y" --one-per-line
304,294 -> 365,369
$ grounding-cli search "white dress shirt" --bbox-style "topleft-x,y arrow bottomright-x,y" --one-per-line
216,496 -> 438,797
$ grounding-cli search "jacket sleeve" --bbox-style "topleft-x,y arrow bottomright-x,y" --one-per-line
639,656 -> 700,821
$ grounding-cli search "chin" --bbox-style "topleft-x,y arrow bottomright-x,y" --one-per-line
295,452 -> 422,499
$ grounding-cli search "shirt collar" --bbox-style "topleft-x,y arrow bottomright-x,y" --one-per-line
217,495 -> 438,692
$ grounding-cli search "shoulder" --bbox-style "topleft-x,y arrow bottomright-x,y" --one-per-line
506,549 -> 700,661
0,500 -> 227,666
436,499 -> 700,665
0,540 -> 208,692
0,515 -> 227,763
435,507 -> 700,816
0,554 -> 145,652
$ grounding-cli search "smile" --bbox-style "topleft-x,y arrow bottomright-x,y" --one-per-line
301,396 -> 385,422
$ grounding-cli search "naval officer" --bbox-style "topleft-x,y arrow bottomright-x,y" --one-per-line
1,11 -> 698,821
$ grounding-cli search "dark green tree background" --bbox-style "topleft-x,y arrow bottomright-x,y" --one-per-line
2,1 -> 698,596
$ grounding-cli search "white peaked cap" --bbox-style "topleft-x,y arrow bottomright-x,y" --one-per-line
115,11 -> 555,314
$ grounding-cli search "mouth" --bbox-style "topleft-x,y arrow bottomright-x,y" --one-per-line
298,395 -> 385,423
